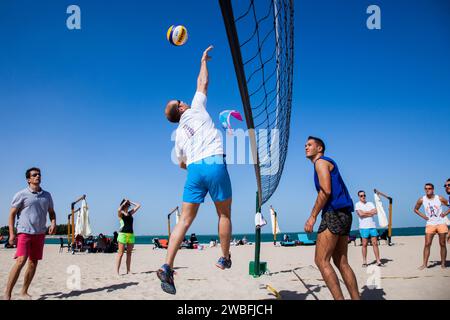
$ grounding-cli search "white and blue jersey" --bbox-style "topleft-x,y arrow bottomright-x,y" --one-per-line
175,92 -> 232,203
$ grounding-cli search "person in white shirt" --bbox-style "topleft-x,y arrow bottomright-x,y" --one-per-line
355,191 -> 383,267
444,179 -> 450,244
414,183 -> 449,270
157,46 -> 233,295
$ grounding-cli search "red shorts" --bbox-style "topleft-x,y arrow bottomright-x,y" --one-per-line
14,233 -> 45,261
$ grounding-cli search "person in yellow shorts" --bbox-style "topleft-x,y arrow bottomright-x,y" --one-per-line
414,183 -> 449,270
116,199 -> 141,275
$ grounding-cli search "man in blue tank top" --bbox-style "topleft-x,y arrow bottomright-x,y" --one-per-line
304,136 -> 360,300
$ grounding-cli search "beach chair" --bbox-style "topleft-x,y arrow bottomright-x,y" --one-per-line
159,239 -> 169,249
153,238 -> 162,249
378,229 -> 390,245
297,233 -> 316,245
59,237 -> 69,253
153,238 -> 169,249
280,240 -> 297,247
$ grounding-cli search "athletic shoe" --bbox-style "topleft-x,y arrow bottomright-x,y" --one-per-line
216,255 -> 232,270
157,264 -> 176,295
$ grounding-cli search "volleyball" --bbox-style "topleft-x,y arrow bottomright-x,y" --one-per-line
167,25 -> 188,46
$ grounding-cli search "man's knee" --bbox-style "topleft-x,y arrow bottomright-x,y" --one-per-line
315,256 -> 330,270
332,256 -> 348,270
180,216 -> 194,228
217,209 -> 231,219
27,259 -> 38,270
15,256 -> 28,267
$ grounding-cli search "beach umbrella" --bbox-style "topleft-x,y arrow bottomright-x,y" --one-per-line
254,212 -> 267,228
75,199 -> 92,237
374,193 -> 389,228
270,206 -> 281,235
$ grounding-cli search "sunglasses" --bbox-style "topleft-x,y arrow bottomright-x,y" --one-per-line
359,195 -> 366,198
31,173 -> 41,177
445,184 -> 450,188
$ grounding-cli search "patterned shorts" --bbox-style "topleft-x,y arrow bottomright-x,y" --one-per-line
318,209 -> 353,236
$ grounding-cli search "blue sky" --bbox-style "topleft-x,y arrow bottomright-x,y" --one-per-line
0,0 -> 449,236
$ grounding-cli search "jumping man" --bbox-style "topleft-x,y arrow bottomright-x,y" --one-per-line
158,46 -> 233,294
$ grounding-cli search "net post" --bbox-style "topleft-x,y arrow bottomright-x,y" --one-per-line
388,198 -> 393,246
250,191 -> 266,277
218,0 -> 263,203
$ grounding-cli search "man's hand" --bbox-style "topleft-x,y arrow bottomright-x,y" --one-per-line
304,216 -> 316,233
9,233 -> 15,246
49,222 -> 57,235
201,45 -> 213,63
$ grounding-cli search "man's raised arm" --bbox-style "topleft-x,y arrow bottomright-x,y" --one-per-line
197,45 -> 213,96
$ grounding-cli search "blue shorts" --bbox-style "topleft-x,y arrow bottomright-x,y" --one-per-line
360,228 -> 378,239
183,155 -> 232,203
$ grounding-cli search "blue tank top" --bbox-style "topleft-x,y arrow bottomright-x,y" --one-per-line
314,156 -> 354,213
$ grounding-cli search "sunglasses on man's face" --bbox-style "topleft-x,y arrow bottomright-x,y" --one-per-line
445,184 -> 450,188
359,195 -> 366,198
31,173 -> 41,177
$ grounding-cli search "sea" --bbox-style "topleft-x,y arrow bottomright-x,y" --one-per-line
44,227 -> 426,245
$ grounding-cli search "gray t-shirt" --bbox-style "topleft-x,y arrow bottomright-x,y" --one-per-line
11,188 -> 54,235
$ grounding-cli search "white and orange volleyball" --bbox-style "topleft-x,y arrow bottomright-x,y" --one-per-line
167,25 -> 188,46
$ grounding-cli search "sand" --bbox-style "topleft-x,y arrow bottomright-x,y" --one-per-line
0,236 -> 449,300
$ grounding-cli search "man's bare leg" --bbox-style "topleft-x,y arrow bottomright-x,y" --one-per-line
315,229 -> 344,300
371,237 -> 382,264
165,202 -> 200,268
419,233 -> 434,270
4,256 -> 28,300
332,236 -> 360,300
361,238 -> 368,266
214,198 -> 232,259
20,259 -> 38,299
438,233 -> 447,269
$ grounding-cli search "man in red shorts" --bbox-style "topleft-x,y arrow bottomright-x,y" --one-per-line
4,167 -> 57,300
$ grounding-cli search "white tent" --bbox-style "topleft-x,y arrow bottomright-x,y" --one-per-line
270,206 -> 281,235
75,199 -> 92,237
374,193 -> 389,228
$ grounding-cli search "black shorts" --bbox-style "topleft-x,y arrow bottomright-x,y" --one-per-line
318,209 -> 353,236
